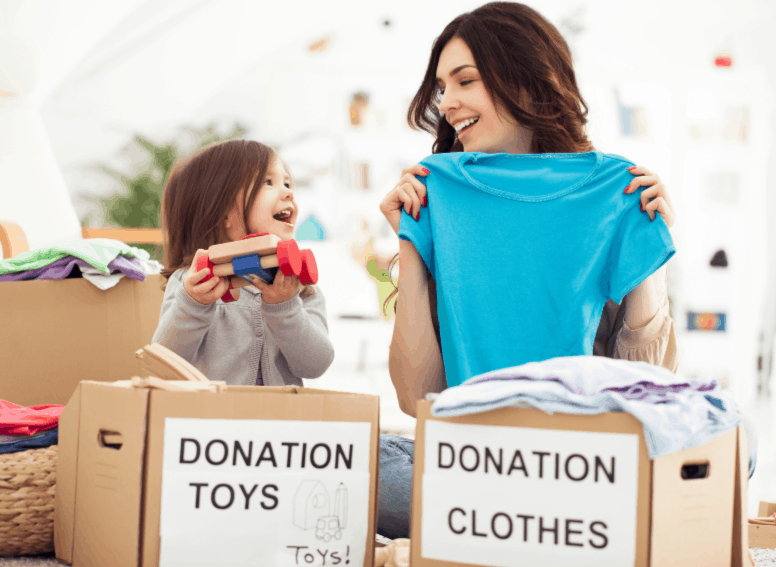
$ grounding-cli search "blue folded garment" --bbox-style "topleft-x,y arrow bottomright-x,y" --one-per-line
0,428 -> 58,454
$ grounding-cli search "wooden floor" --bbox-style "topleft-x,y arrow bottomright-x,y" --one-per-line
2,549 -> 776,566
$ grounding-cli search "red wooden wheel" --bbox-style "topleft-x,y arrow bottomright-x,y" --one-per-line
276,240 -> 303,276
221,278 -> 237,303
299,249 -> 318,285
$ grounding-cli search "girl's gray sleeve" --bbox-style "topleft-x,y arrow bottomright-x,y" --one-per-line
152,271 -> 216,362
261,288 -> 335,379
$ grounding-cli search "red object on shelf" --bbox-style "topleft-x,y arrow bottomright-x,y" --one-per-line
715,56 -> 732,67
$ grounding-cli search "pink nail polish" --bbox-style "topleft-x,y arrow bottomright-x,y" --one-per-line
415,212 -> 420,221
422,168 -> 430,174
624,186 -> 630,194
423,197 -> 428,207
627,166 -> 636,171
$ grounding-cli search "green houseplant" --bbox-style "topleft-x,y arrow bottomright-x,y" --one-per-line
81,124 -> 246,259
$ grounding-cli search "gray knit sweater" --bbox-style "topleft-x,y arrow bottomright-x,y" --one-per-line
152,269 -> 335,386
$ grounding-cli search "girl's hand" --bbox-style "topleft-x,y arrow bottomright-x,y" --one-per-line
379,164 -> 429,235
253,270 -> 302,305
625,166 -> 676,228
183,250 -> 235,305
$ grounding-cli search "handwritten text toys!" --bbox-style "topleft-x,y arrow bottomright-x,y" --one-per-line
196,232 -> 319,303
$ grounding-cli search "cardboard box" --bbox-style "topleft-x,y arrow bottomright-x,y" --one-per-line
749,501 -> 776,548
54,381 -> 380,567
410,400 -> 749,567
0,275 -> 165,406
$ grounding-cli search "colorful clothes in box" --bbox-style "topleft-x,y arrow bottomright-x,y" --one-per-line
0,254 -> 148,282
428,355 -> 755,476
0,238 -> 150,275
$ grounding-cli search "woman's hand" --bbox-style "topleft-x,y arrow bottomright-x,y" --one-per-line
379,164 -> 430,235
183,249 -> 234,305
253,270 -> 303,305
625,166 -> 676,228
622,165 -> 675,330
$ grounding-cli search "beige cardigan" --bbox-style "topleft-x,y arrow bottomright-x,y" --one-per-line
594,295 -> 677,372
594,265 -> 677,373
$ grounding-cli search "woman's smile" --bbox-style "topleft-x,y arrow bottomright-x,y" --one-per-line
454,117 -> 480,140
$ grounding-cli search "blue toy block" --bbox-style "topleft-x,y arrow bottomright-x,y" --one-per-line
232,254 -> 277,283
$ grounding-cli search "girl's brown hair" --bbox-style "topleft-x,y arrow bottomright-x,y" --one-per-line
160,139 -> 277,284
409,1 -> 593,155
386,2 -> 593,313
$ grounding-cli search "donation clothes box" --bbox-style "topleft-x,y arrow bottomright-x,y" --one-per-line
54,381 -> 380,567
0,274 -> 166,407
410,401 -> 749,567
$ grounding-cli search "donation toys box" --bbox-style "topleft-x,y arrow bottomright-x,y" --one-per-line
0,274 -> 166,407
54,347 -> 380,567
411,400 -> 749,567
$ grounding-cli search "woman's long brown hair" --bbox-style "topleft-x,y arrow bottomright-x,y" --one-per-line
385,2 -> 594,312
160,140 -> 276,286
410,1 -> 594,155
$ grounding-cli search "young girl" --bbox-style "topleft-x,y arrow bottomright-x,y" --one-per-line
152,139 -> 334,386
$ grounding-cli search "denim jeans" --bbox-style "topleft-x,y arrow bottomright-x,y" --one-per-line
377,434 -> 414,539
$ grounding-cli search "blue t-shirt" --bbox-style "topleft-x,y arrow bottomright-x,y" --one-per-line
399,151 -> 676,388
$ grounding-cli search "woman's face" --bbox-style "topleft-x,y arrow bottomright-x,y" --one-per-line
436,37 -> 530,154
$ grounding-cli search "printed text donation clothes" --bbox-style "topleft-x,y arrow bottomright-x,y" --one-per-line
428,355 -> 756,477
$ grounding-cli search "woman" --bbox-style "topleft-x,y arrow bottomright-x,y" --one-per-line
375,2 -> 677,540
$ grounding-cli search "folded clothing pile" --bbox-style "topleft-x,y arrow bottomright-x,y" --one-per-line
430,355 -> 757,476
0,400 -> 64,454
0,400 -> 64,557
0,238 -> 162,290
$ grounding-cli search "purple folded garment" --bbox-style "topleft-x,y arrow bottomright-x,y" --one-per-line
602,380 -> 717,403
108,255 -> 147,281
0,255 -> 81,280
0,255 -> 147,282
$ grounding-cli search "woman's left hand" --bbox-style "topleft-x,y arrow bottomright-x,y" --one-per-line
624,166 -> 676,228
253,270 -> 303,305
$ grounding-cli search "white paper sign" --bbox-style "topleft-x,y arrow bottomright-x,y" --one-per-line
421,421 -> 639,567
158,418 -> 372,567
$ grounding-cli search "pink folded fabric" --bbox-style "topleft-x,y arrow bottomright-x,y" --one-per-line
0,400 -> 65,435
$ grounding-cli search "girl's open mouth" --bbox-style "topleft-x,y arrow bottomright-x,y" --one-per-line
273,209 -> 293,224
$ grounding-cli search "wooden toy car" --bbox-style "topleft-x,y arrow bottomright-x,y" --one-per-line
195,233 -> 319,303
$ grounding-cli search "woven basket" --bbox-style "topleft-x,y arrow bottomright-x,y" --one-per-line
0,446 -> 58,557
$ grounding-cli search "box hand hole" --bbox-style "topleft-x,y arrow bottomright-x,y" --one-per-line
98,430 -> 123,450
681,462 -> 710,480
